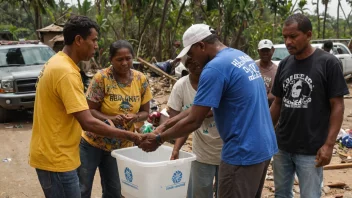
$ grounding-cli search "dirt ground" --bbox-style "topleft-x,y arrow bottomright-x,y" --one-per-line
2,83 -> 352,198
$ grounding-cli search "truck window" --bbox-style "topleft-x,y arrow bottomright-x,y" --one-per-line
334,45 -> 350,55
0,46 -> 55,67
272,47 -> 290,61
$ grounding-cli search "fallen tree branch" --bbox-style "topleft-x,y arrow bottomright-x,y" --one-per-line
137,57 -> 177,84
324,163 -> 352,170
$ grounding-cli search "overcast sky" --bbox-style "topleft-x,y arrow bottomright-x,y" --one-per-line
64,0 -> 351,19
303,0 -> 351,18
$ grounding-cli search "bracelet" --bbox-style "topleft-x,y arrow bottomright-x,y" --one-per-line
156,134 -> 163,145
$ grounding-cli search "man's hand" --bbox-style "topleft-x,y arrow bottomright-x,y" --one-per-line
315,143 -> 334,167
170,149 -> 179,160
153,125 -> 166,135
138,133 -> 160,152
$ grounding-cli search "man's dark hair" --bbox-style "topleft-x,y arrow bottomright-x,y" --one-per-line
63,15 -> 100,45
202,29 -> 219,44
323,40 -> 333,51
284,13 -> 312,33
109,40 -> 134,60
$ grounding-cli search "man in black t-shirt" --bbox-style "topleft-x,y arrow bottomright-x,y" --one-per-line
270,14 -> 349,198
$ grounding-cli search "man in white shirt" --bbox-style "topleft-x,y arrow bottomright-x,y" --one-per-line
167,58 -> 223,198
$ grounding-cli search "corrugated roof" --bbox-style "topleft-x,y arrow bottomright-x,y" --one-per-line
47,34 -> 63,48
37,24 -> 63,32
49,34 -> 64,42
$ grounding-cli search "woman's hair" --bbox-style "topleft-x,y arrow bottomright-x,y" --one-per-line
109,40 -> 134,60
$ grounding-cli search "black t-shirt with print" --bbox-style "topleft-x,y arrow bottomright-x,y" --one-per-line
272,48 -> 349,155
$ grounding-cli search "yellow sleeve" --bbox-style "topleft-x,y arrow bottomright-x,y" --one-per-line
56,73 -> 89,114
140,74 -> 153,105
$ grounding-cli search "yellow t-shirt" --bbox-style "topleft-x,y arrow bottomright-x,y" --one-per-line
82,67 -> 152,151
29,51 -> 89,172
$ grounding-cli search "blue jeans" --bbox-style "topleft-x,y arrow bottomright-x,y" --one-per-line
78,138 -> 121,198
187,160 -> 219,198
36,168 -> 81,198
273,149 -> 323,198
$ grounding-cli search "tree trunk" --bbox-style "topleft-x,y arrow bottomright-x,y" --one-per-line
323,2 -> 328,39
256,0 -> 264,17
290,0 -> 299,14
174,0 -> 187,35
233,22 -> 245,49
272,7 -> 277,41
122,0 -> 126,38
337,0 -> 340,38
95,0 -> 101,15
218,0 -> 224,38
339,2 -> 352,34
169,0 -> 187,58
20,0 -> 35,31
192,0 -> 203,23
137,0 -> 141,38
317,0 -> 320,38
156,0 -> 171,61
139,0 -> 157,39
34,3 -> 40,39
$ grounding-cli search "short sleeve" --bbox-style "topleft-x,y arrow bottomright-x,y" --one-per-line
140,74 -> 153,105
56,73 -> 88,114
86,72 -> 105,103
194,67 -> 226,108
167,80 -> 183,111
327,59 -> 349,98
271,62 -> 283,98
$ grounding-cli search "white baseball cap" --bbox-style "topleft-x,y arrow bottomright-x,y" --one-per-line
176,24 -> 215,59
258,39 -> 273,49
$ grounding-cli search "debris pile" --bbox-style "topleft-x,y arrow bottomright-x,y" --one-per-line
147,74 -> 173,97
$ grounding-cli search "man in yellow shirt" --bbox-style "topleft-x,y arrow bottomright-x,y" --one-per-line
29,16 -> 142,198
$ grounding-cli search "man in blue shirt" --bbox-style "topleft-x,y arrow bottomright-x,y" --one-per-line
139,24 -> 278,197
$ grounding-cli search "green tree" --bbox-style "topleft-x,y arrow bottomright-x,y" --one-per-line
77,0 -> 92,16
294,0 -> 309,14
265,0 -> 289,40
28,0 -> 56,37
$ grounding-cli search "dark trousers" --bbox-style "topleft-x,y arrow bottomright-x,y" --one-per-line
78,138 -> 121,198
36,168 -> 81,198
218,160 -> 270,198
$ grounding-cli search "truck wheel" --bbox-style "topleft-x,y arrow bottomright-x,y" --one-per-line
0,107 -> 9,123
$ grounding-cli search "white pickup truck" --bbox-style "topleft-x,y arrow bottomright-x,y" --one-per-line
272,42 -> 352,76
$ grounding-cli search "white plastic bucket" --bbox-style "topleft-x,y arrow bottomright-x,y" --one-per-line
111,145 -> 196,198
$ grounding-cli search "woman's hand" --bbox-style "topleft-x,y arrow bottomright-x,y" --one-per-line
121,114 -> 139,123
129,133 -> 143,146
110,115 -> 125,126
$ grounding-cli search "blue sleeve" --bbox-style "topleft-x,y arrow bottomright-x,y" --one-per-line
194,67 -> 226,108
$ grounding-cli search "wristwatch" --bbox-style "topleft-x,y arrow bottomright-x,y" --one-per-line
156,134 -> 163,145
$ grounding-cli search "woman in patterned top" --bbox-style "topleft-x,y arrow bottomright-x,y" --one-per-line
78,40 -> 153,198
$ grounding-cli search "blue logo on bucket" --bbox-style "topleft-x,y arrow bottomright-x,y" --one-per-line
124,167 -> 133,183
122,167 -> 138,189
166,170 -> 185,190
172,170 -> 182,184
